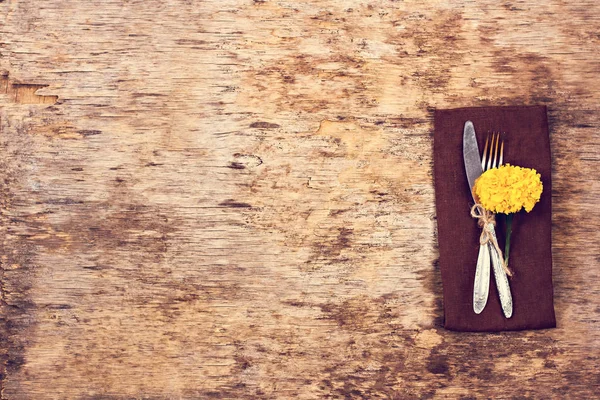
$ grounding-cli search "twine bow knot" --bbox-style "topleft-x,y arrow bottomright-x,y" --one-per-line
470,204 -> 512,276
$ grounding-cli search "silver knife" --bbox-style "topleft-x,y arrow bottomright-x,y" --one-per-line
463,121 -> 490,314
463,121 -> 513,318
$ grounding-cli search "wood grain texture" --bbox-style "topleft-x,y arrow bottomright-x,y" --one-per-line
1,0 -> 599,398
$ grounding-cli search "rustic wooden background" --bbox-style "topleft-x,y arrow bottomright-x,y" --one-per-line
1,1 -> 599,398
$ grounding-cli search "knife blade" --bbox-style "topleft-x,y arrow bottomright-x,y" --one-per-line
463,121 -> 490,314
463,121 -> 483,199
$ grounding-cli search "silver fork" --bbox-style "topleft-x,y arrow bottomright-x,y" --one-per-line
473,133 -> 513,318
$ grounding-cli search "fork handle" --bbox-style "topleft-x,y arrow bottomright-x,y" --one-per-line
488,224 -> 513,318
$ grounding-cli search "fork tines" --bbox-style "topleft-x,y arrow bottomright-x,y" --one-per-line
481,132 -> 504,171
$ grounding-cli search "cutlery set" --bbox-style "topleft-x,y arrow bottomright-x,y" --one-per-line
463,121 -> 513,318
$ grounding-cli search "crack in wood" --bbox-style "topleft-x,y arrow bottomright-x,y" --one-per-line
1,72 -> 58,105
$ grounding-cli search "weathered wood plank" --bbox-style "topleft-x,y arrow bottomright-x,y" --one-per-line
1,1 -> 599,398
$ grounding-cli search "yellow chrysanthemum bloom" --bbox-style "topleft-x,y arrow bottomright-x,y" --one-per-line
473,164 -> 543,214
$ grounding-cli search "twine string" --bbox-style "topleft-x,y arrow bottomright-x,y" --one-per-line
470,204 -> 513,277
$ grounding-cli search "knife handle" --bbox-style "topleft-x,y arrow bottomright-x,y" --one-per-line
473,243 -> 490,314
488,223 -> 513,318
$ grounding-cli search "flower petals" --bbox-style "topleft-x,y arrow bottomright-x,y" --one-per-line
473,164 -> 543,214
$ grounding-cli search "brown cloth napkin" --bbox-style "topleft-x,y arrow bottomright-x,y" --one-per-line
433,106 -> 556,332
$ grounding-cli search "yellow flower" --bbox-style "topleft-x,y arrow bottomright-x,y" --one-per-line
473,164 -> 543,214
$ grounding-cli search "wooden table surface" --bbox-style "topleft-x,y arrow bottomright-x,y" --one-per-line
1,1 -> 599,399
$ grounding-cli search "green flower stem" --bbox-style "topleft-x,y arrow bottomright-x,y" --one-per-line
504,213 -> 514,266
